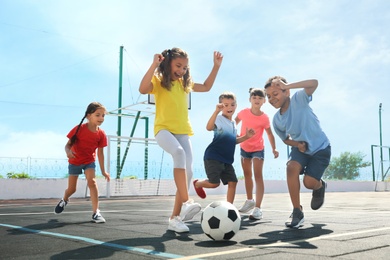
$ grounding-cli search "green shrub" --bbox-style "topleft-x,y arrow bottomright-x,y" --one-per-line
7,172 -> 33,179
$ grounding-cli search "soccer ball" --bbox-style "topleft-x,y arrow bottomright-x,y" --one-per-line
201,201 -> 241,241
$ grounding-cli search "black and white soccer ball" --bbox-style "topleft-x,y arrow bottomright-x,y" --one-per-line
201,201 -> 241,241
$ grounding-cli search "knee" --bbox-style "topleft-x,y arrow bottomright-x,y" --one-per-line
87,178 -> 97,188
228,182 -> 237,188
172,147 -> 186,168
211,183 -> 220,188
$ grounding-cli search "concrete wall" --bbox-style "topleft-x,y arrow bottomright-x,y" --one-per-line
0,178 -> 388,200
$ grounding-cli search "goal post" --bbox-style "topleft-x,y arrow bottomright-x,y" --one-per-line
371,144 -> 390,181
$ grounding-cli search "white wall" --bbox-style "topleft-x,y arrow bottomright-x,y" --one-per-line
0,179 -> 388,200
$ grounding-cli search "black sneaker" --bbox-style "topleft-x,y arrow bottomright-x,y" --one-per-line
285,206 -> 304,228
54,199 -> 68,214
311,180 -> 327,210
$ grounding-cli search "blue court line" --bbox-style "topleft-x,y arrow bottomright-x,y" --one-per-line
0,223 -> 194,259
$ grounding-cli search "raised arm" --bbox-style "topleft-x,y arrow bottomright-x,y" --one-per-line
193,51 -> 223,92
206,103 -> 224,131
272,79 -> 318,96
139,54 -> 163,94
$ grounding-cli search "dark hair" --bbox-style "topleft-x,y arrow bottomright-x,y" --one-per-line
156,47 -> 193,92
218,91 -> 236,103
264,76 -> 287,89
249,88 -> 265,97
69,102 -> 106,146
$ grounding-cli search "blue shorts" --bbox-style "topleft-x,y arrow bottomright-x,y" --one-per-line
240,148 -> 264,160
68,162 -> 96,176
204,160 -> 238,185
289,145 -> 331,180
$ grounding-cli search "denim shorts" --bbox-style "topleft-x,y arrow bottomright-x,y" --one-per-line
240,148 -> 264,160
68,162 -> 96,176
204,160 -> 238,185
289,145 -> 331,180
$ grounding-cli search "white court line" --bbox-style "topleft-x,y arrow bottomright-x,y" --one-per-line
174,226 -> 390,260
0,223 -> 186,259
0,209 -> 171,216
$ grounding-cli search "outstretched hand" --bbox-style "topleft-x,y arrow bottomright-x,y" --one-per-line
213,51 -> 223,67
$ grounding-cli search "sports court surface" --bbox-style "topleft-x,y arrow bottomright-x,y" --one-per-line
1,191 -> 389,259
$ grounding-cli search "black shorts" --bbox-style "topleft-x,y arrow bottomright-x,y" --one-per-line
204,160 -> 238,185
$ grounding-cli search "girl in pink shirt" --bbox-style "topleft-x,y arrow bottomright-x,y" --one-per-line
235,88 -> 279,220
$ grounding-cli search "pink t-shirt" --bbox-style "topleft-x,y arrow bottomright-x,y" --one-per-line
236,108 -> 270,152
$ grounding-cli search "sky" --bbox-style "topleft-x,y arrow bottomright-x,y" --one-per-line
1,0 -> 389,179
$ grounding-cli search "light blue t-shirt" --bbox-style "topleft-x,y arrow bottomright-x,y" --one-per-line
273,89 -> 330,155
204,115 -> 237,164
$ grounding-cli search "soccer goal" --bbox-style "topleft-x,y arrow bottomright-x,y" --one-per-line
371,145 -> 390,191
99,135 -> 177,197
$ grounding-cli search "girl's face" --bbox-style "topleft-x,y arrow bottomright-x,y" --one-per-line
87,108 -> 106,126
220,98 -> 237,120
170,57 -> 189,81
249,95 -> 265,109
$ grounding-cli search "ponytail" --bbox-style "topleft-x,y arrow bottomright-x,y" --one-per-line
69,101 -> 106,147
69,116 -> 86,147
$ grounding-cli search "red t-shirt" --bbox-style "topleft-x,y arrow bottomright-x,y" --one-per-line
67,123 -> 107,165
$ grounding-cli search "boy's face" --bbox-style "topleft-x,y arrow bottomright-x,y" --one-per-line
220,98 -> 237,119
265,85 -> 289,109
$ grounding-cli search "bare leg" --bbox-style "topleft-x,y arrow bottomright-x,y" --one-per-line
171,168 -> 189,218
286,161 -> 302,209
226,181 -> 237,204
241,157 -> 254,200
84,168 -> 98,213
303,175 -> 322,190
63,175 -> 78,201
195,179 -> 219,189
253,158 -> 264,208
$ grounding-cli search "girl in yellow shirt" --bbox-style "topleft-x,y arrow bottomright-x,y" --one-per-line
139,47 -> 223,233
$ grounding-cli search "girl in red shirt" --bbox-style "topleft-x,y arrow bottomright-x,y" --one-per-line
54,102 -> 110,223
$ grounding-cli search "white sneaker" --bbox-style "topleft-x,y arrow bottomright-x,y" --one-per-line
168,216 -> 189,233
249,207 -> 263,220
180,199 -> 201,222
92,210 -> 106,223
238,199 -> 255,213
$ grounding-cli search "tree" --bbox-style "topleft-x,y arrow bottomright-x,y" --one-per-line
324,151 -> 371,180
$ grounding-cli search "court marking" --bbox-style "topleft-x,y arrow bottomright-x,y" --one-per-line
0,223 -> 193,259
0,209 -> 170,216
174,226 -> 390,260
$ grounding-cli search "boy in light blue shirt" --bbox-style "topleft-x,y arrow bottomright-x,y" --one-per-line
265,76 -> 331,228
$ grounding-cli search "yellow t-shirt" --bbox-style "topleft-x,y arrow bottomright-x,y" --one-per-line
151,75 -> 194,136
